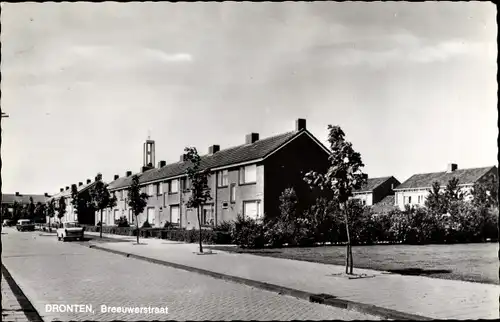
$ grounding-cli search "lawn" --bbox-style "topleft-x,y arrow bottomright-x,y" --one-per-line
208,242 -> 499,285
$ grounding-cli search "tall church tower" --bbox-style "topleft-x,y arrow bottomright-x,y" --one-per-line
143,134 -> 155,168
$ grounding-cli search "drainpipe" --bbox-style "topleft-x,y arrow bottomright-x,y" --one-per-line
213,170 -> 218,226
179,178 -> 183,228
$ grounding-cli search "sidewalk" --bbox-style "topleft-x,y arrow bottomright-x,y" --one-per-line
2,265 -> 43,322
84,231 -> 499,320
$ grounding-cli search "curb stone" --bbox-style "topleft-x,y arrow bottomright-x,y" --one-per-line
87,243 -> 432,320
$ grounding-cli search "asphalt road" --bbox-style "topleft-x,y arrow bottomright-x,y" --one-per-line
1,228 -> 377,321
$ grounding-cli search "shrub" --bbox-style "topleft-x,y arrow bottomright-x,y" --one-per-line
214,220 -> 234,232
231,215 -> 265,249
264,219 -> 289,248
141,221 -> 151,228
115,216 -> 130,228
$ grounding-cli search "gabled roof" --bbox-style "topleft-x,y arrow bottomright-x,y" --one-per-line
371,195 -> 398,214
1,194 -> 48,205
353,176 -> 398,193
108,129 -> 330,190
394,166 -> 496,190
48,180 -> 99,201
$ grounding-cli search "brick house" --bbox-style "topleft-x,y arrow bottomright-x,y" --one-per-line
47,179 -> 98,225
350,176 -> 400,206
103,119 -> 330,229
393,163 -> 498,210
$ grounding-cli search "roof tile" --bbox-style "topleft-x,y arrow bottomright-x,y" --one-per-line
395,166 -> 496,190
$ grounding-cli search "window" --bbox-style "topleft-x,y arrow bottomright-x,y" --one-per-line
147,207 -> 155,225
114,209 -> 120,223
202,205 -> 214,225
181,177 -> 191,191
239,165 -> 257,184
217,170 -> 229,187
243,201 -> 261,220
170,206 -> 180,225
155,182 -> 162,195
230,184 -> 236,203
169,179 -> 179,193
147,184 -> 155,196
128,209 -> 134,223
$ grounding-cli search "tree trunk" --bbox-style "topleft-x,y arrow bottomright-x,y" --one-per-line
100,209 -> 103,238
197,206 -> 203,253
349,240 -> 354,275
136,215 -> 140,245
344,205 -> 352,274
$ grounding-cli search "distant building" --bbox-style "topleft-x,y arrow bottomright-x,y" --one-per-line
103,118 -> 331,229
393,163 -> 498,210
351,176 -> 400,206
1,192 -> 50,218
47,179 -> 99,225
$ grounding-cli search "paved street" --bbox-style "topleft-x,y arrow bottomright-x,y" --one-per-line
84,231 -> 500,320
1,228 -> 377,321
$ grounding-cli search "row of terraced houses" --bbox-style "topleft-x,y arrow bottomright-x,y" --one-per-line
6,118 -> 495,228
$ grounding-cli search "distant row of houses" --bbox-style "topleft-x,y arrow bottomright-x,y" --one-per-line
2,118 -> 497,228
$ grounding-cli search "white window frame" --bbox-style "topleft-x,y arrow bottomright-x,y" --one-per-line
239,164 -> 257,184
170,205 -> 180,225
169,179 -> 179,194
201,205 -> 214,226
230,183 -> 236,203
218,170 -> 229,187
243,200 -> 261,220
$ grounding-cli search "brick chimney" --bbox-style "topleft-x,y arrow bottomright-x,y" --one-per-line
78,182 -> 83,186
126,171 -> 132,177
158,160 -> 166,168
208,145 -> 220,155
65,186 -> 69,190
15,192 -> 20,196
447,163 -> 458,173
114,174 -> 119,180
60,188 -> 64,192
180,154 -> 186,162
44,193 -> 50,197
71,184 -> 77,190
245,133 -> 259,144
86,179 -> 91,184
296,118 -> 306,131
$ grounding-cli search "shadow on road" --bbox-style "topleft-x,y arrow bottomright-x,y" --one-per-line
386,268 -> 452,276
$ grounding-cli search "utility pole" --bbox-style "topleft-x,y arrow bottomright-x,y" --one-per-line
0,107 -> 8,222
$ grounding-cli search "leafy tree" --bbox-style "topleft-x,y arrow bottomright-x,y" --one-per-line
183,147 -> 212,253
70,184 -> 80,221
90,173 -> 117,238
304,125 -> 367,274
47,199 -> 56,230
127,174 -> 149,244
57,196 -> 67,222
27,197 -> 36,220
425,182 -> 445,214
34,202 -> 46,224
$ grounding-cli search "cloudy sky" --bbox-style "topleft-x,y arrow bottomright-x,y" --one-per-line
1,2 -> 497,194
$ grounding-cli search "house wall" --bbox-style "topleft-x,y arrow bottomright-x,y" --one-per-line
372,177 -> 400,204
351,193 -> 373,206
394,185 -> 473,210
263,133 -> 330,220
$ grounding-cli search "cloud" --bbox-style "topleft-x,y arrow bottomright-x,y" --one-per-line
143,49 -> 192,62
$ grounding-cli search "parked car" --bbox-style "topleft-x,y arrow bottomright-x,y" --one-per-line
57,222 -> 84,241
16,219 -> 35,231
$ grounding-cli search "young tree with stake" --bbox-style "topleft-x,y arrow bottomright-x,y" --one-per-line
304,125 -> 367,275
47,199 -> 56,231
90,173 -> 117,238
57,196 -> 67,223
183,147 -> 212,253
127,174 -> 149,244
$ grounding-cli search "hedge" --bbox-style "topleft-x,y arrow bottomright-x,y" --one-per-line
81,225 -> 231,245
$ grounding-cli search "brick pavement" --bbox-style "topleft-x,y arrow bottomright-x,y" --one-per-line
2,265 -> 43,322
84,231 -> 500,320
2,228 -> 378,321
